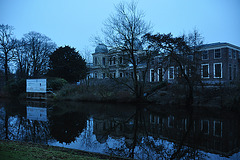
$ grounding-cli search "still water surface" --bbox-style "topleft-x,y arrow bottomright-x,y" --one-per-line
0,99 -> 240,159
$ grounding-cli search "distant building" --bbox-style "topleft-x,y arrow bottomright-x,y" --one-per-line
89,42 -> 240,84
199,42 -> 240,84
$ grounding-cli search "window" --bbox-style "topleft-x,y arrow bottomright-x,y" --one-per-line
158,68 -> 162,81
168,116 -> 174,128
150,69 -> 155,82
214,49 -> 221,59
113,57 -> 116,64
233,50 -> 236,59
233,64 -> 237,80
229,64 -> 232,80
109,57 -> 112,65
188,55 -> 193,61
201,64 -> 209,78
94,57 -> 98,65
202,51 -> 209,60
119,57 -> 123,64
102,73 -> 105,79
119,72 -> 123,78
229,49 -> 232,59
168,67 -> 174,79
151,58 -> 154,65
94,72 -> 98,78
142,71 -> 145,81
214,63 -> 222,78
102,57 -> 105,66
213,121 -> 222,137
201,120 -> 209,135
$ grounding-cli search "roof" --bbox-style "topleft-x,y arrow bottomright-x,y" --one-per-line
199,42 -> 240,51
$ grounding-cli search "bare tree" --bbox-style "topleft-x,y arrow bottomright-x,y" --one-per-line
99,1 -> 152,100
0,24 -> 16,83
14,39 -> 27,79
22,31 -> 56,77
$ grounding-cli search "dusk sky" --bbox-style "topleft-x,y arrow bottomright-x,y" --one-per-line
1,0 -> 239,60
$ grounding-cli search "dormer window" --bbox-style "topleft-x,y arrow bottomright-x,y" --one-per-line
229,49 -> 232,59
214,49 -> 221,59
202,51 -> 209,60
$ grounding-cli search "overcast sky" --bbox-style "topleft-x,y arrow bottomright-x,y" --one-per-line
1,0 -> 240,59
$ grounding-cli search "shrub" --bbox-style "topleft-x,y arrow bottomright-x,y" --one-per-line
47,77 -> 68,91
5,79 -> 26,97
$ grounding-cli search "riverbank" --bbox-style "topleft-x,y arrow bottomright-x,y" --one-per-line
53,80 -> 240,109
0,140 -> 131,160
1,78 -> 240,109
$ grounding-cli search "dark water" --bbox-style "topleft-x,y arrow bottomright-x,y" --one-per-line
0,99 -> 240,160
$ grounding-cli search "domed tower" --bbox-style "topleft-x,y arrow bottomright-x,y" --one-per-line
92,44 -> 108,79
95,44 -> 108,54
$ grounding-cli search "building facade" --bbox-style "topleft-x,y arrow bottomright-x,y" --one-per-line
89,42 -> 240,84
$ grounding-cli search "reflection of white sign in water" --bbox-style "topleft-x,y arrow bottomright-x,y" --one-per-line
27,106 -> 47,121
26,79 -> 47,93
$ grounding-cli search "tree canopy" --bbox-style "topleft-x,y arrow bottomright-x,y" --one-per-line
99,1 -> 152,99
48,46 -> 87,83
0,24 -> 16,82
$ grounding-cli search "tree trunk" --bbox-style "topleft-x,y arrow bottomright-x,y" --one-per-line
4,52 -> 8,83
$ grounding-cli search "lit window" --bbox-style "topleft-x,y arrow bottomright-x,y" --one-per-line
214,63 -> 222,78
202,51 -> 209,60
168,67 -> 174,79
214,49 -> 221,59
201,64 -> 209,78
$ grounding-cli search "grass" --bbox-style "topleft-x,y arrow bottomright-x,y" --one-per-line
0,140 -> 129,160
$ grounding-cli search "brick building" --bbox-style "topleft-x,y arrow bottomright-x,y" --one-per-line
89,42 -> 240,84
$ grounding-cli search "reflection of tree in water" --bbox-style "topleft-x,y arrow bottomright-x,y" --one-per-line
49,111 -> 87,144
0,108 -> 50,143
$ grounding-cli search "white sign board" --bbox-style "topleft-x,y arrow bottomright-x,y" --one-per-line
26,79 -> 47,93
27,106 -> 47,122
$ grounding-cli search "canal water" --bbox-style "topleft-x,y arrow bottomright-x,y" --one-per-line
0,99 -> 240,159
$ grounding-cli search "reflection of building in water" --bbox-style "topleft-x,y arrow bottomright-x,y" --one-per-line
92,109 -> 240,157
93,115 -> 135,145
26,101 -> 48,122
147,111 -> 240,157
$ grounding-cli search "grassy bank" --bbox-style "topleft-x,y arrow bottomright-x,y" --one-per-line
0,140 -> 129,160
54,79 -> 240,109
